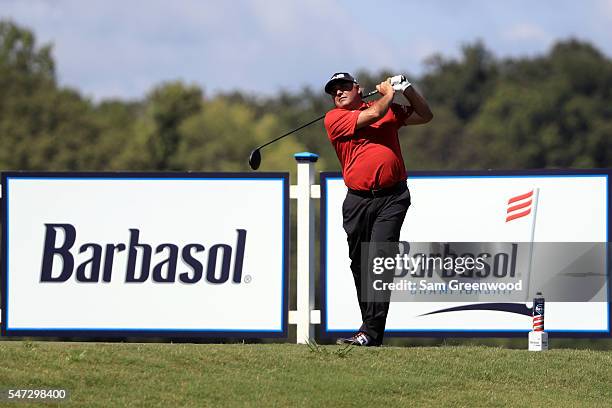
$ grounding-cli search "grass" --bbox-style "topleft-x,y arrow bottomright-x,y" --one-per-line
0,341 -> 610,407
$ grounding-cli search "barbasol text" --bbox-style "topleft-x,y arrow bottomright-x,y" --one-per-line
40,224 -> 247,284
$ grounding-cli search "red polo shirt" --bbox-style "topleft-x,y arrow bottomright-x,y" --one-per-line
324,101 -> 412,191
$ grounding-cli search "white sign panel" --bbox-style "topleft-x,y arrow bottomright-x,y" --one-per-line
2,173 -> 289,337
322,171 -> 610,336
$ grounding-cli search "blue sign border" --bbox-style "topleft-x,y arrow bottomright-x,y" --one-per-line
320,168 -> 611,338
1,171 -> 290,339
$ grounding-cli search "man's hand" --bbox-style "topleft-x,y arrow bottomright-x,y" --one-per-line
356,81 -> 395,130
389,75 -> 411,92
376,80 -> 395,96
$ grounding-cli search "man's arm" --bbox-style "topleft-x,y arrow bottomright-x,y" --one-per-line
355,81 -> 395,130
402,85 -> 433,125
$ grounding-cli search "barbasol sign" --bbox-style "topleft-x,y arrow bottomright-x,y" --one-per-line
322,169 -> 611,337
1,173 -> 289,337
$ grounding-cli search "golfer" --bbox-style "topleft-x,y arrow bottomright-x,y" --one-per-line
324,72 -> 433,346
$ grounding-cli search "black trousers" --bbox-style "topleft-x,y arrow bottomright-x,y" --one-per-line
342,184 -> 411,344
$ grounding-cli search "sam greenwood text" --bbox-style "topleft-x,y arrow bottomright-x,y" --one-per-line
372,279 -> 524,292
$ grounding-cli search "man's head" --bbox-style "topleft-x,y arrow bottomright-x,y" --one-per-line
325,72 -> 362,110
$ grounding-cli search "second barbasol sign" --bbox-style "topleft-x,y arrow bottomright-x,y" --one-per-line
1,173 -> 289,338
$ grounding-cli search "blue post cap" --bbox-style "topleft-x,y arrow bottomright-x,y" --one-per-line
294,152 -> 319,163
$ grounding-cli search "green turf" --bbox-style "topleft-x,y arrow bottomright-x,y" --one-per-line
0,341 -> 610,407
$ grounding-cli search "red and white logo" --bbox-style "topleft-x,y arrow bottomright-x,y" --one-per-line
506,190 -> 535,222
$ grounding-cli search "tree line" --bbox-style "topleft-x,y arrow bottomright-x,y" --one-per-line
1,20 -> 610,177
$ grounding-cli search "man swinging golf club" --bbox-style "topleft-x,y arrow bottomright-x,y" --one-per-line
324,72 -> 433,346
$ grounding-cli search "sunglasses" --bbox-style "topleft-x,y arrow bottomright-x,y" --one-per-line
329,81 -> 356,93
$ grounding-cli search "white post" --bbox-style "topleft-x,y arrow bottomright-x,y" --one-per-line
525,188 -> 540,300
290,152 -> 320,344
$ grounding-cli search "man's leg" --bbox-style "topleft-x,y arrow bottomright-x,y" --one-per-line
360,188 -> 411,344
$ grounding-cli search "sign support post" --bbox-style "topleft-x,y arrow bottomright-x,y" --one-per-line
289,153 -> 321,344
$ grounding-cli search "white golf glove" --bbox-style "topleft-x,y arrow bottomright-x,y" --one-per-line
389,75 -> 411,92
388,75 -> 412,105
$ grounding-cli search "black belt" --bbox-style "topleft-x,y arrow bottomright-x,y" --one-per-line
348,181 -> 407,198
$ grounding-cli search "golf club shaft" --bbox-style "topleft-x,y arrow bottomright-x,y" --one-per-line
257,114 -> 325,150
256,89 -> 379,151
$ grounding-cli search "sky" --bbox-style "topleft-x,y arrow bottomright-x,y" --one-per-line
2,0 -> 612,101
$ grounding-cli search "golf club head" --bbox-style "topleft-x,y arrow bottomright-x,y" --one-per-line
249,148 -> 261,170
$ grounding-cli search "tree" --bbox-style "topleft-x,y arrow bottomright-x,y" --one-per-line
465,40 -> 612,169
174,98 -> 306,174
1,19 -> 609,173
421,42 -> 498,121
114,81 -> 202,170
0,20 -> 103,170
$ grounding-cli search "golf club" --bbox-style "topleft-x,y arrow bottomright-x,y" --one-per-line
248,89 -> 379,170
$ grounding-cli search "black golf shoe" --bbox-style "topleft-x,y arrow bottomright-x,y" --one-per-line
336,332 -> 379,347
